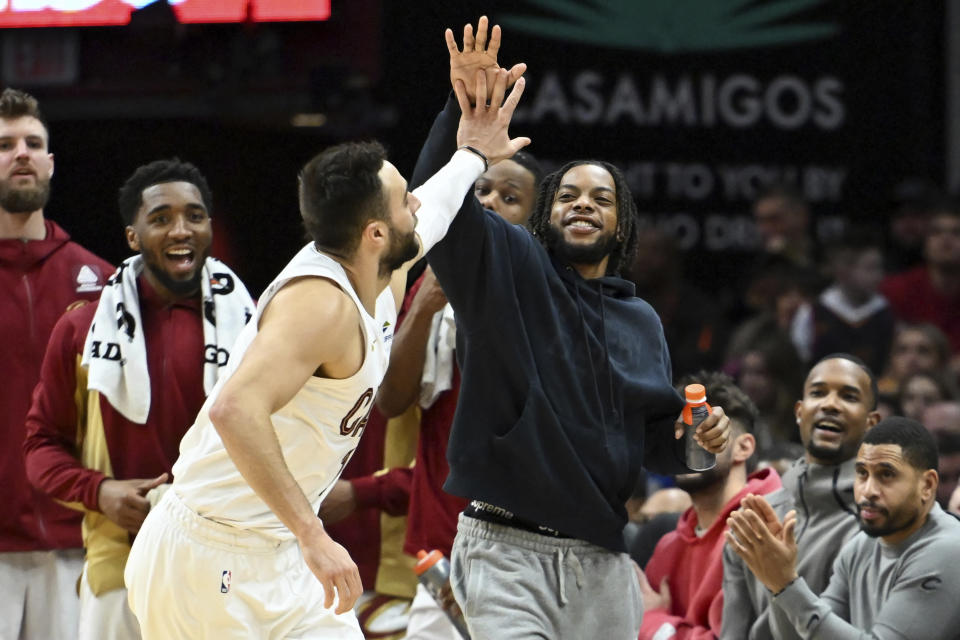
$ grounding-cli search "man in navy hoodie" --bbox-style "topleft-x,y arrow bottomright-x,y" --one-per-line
412,18 -> 731,639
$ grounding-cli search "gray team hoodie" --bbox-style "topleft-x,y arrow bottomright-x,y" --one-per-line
721,457 -> 862,640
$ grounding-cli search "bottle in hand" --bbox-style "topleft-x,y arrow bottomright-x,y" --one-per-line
682,383 -> 716,471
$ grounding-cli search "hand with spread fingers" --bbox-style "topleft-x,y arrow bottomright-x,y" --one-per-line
725,494 -> 799,594
673,406 -> 731,454
454,68 -> 531,167
446,15 -> 526,106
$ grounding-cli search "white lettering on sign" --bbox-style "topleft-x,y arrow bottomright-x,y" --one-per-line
513,71 -> 845,130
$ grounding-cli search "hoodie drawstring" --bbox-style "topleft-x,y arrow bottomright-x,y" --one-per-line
555,547 -> 585,606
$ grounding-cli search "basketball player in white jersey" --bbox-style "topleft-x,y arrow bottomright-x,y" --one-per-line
124,68 -> 529,639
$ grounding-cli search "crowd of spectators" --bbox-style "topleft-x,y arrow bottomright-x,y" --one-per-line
4,71 -> 960,640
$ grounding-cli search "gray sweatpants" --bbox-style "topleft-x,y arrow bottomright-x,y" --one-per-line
450,514 -> 642,639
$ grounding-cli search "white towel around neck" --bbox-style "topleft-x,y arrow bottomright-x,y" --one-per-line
81,255 -> 254,424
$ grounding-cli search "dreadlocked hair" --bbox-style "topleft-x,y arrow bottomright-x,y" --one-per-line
528,160 -> 639,276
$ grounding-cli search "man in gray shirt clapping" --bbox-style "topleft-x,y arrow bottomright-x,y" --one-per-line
727,417 -> 960,639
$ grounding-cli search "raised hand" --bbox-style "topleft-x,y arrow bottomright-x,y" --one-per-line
446,16 -> 526,106
97,472 -> 168,533
726,503 -> 799,594
454,68 -> 531,166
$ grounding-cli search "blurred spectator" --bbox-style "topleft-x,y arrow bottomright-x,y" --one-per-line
874,393 -> 900,422
625,488 -> 691,570
721,354 -> 880,640
885,178 -> 943,274
922,401 -> 960,508
23,159 -> 255,640
0,87 -> 113,640
878,323 -> 952,395
624,227 -> 729,376
638,371 -> 780,640
752,183 -> 814,269
881,200 -> 960,371
949,485 -> 960,515
898,371 -> 958,423
635,488 -> 694,523
808,233 -> 894,373
734,257 -> 821,363
727,331 -> 805,453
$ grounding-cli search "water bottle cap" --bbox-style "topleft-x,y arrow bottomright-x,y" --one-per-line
685,383 -> 707,405
413,549 -> 444,575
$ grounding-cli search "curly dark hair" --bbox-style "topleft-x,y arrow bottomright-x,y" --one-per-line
527,160 -> 639,276
118,158 -> 213,225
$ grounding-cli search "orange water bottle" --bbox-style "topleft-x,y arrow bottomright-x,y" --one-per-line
414,550 -> 470,639
682,383 -> 716,471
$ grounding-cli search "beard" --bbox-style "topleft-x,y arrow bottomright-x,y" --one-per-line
674,467 -> 725,495
0,176 -> 51,213
805,439 -> 848,465
543,223 -> 618,268
379,224 -> 419,277
674,453 -> 732,495
857,501 -> 921,538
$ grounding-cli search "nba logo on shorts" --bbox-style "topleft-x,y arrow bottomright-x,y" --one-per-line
221,570 -> 232,594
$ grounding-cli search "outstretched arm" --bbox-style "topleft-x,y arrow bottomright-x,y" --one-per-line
389,68 -> 529,308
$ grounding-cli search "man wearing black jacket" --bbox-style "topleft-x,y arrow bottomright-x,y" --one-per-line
412,18 -> 731,639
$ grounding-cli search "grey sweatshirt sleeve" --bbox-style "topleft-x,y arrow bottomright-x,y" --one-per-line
772,543 -> 960,640
720,543 -> 762,639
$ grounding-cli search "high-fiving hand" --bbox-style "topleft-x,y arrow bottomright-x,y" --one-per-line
446,16 -> 526,106
454,69 -> 531,167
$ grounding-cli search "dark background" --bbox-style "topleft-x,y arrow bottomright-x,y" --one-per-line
3,0 -> 946,294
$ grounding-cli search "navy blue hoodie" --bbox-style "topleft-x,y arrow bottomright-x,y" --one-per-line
414,97 -> 688,552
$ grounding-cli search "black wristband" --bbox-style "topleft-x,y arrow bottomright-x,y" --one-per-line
458,145 -> 489,172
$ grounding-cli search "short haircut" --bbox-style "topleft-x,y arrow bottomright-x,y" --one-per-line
118,158 -> 213,225
508,150 -> 543,187
299,141 -> 388,254
861,416 -> 938,473
528,159 -> 639,276
0,88 -> 48,136
812,352 -> 879,410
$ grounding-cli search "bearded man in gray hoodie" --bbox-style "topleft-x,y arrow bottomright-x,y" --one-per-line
720,353 -> 880,639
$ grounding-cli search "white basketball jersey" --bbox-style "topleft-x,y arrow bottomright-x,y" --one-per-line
171,243 -> 396,540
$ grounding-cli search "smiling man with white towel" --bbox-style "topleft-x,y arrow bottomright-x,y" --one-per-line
23,158 -> 253,640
